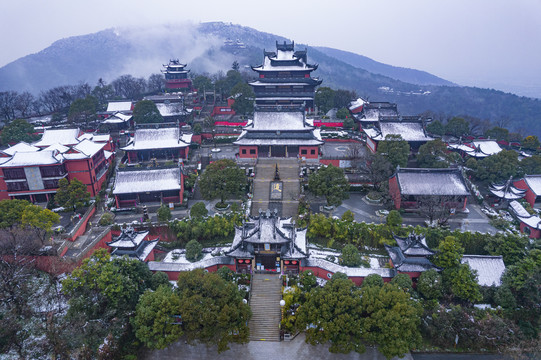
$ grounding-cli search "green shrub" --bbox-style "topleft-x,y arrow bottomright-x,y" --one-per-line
98,212 -> 114,226
362,274 -> 384,288
190,202 -> 208,219
185,240 -> 202,262
341,244 -> 362,267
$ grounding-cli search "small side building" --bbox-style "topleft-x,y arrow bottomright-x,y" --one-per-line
363,117 -> 433,153
112,167 -> 184,209
121,127 -> 192,163
107,227 -> 159,262
384,233 -> 440,281
389,167 -> 470,211
514,175 -> 541,208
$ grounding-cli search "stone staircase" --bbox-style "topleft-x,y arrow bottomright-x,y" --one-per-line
251,158 -> 300,217
249,273 -> 282,341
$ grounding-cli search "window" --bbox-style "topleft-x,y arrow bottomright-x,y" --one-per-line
310,149 -> 316,155
241,149 -> 247,154
301,149 -> 307,155
249,149 -> 256,155
7,181 -> 29,191
3,168 -> 25,180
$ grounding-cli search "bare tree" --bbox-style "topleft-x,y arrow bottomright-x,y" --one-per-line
417,194 -> 463,226
147,73 -> 164,93
363,152 -> 393,191
39,86 -> 75,113
112,74 -> 147,100
14,91 -> 36,118
346,142 -> 364,164
0,91 -> 18,121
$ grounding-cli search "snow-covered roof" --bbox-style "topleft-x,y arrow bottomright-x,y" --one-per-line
249,111 -> 308,131
1,150 -> 63,167
461,255 -> 505,286
33,128 -> 81,147
255,97 -> 314,101
43,143 -> 69,154
107,228 -> 149,248
365,121 -> 433,142
226,213 -> 309,260
509,200 -> 541,229
121,128 -> 191,151
69,139 -> 106,158
473,140 -> 502,155
393,233 -> 435,256
524,175 -> 541,196
2,142 -> 39,156
155,102 -> 185,117
394,168 -> 470,196
113,168 -> 182,194
104,150 -> 113,160
102,113 -> 132,124
107,101 -> 132,112
234,138 -> 323,146
78,133 -> 111,143
448,140 -> 502,158
489,178 -> 526,200
250,81 -> 311,86
348,98 -> 367,111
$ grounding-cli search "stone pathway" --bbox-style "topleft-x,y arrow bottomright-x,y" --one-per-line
251,158 -> 301,217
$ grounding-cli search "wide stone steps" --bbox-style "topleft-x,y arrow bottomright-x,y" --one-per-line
249,274 -> 282,342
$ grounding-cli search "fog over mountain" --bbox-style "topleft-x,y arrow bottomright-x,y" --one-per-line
1,22 -> 540,135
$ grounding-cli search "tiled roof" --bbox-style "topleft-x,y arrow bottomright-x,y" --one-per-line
33,128 -> 81,147
121,128 -> 191,151
524,175 -> 541,196
394,168 -> 470,196
461,255 -> 505,286
113,168 -> 182,194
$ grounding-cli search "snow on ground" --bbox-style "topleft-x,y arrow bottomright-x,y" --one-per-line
163,245 -> 232,263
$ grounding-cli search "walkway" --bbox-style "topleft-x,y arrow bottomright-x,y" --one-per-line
141,332 -> 412,359
248,273 -> 282,342
251,158 -> 301,217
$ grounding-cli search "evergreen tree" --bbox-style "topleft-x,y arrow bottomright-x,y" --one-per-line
198,159 -> 247,205
0,118 -> 38,145
377,134 -> 410,168
308,165 -> 350,206
132,100 -> 163,124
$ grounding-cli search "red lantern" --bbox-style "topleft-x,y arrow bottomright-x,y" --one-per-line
292,261 -> 297,265
284,260 -> 290,265
238,259 -> 243,263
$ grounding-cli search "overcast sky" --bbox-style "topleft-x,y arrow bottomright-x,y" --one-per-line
1,0 -> 540,94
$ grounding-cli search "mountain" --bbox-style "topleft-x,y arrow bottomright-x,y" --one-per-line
1,22 -> 540,135
314,46 -> 455,87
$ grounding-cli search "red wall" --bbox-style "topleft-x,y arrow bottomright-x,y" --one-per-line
319,159 -> 340,167
389,175 -> 401,209
239,146 -> 258,159
67,206 -> 96,241
312,120 -> 344,127
519,222 -> 541,239
515,178 -> 537,207
0,168 -> 9,200
299,146 -> 319,159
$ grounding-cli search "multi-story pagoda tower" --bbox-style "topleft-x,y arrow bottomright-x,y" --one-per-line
161,59 -> 192,91
250,41 -> 321,111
